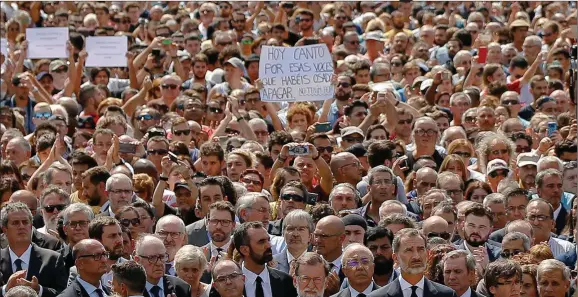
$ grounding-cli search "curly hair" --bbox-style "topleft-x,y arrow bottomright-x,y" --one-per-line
425,244 -> 456,284
476,133 -> 516,174
286,103 -> 314,128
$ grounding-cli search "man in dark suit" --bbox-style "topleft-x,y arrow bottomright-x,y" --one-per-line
56,203 -> 94,274
293,253 -> 331,297
441,250 -> 486,297
199,201 -> 236,284
484,260 -> 524,297
134,234 -> 191,297
536,169 -> 567,235
272,210 -> 313,274
111,261 -> 147,297
1,202 -> 68,297
55,239 -> 111,297
367,228 -> 457,297
455,203 -> 501,262
331,244 -> 380,297
233,221 -> 297,297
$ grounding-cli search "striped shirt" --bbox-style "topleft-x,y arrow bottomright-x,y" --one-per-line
549,237 -> 575,258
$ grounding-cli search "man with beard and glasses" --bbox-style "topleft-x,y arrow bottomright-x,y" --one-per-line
81,166 -> 111,215
67,216 -> 125,289
273,210 -> 313,273
457,203 -> 502,264
332,244 -> 379,297
319,74 -> 355,127
368,228 -> 457,297
233,221 -> 297,297
38,186 -> 70,236
365,227 -> 396,286
204,201 -> 236,261
293,253 -> 330,297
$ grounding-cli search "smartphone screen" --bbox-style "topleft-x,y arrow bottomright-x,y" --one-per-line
315,122 -> 332,133
118,143 -> 136,154
478,46 -> 488,64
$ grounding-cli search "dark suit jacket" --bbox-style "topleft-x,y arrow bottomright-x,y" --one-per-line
186,219 -> 210,247
55,278 -> 111,297
1,244 -> 68,297
57,244 -> 75,274
470,290 -> 487,297
267,267 -> 298,297
330,282 -> 380,297
367,277 -> 457,297
0,229 -> 62,251
455,242 -> 501,262
489,228 -> 506,243
199,242 -> 228,284
555,207 -> 568,235
143,275 -> 192,297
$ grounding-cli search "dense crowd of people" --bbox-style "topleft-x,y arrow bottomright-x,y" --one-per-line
0,2 -> 577,297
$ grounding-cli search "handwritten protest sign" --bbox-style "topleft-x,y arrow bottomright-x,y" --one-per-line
26,27 -> 69,59
85,36 -> 128,67
259,44 -> 334,102
0,38 -> 7,57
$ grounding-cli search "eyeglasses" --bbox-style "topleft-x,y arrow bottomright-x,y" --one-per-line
68,220 -> 90,228
34,112 -> 52,119
501,99 -> 520,106
78,252 -> 109,261
173,129 -> 191,136
343,137 -> 363,143
488,170 -> 508,178
147,149 -> 168,156
109,189 -> 133,195
214,272 -> 242,284
225,128 -> 240,135
120,218 -> 140,227
453,151 -> 471,158
490,149 -> 509,155
156,230 -> 182,239
414,129 -> 437,137
254,130 -> 269,137
398,119 -> 412,125
137,114 -> 154,121
208,219 -> 233,227
345,258 -> 372,268
501,250 -> 522,258
526,215 -> 550,222
297,276 -> 324,287
209,107 -> 223,113
427,232 -> 451,240
280,193 -> 305,203
246,97 -> 260,104
337,82 -> 351,88
242,178 -> 262,186
138,253 -> 169,264
316,146 -> 334,153
43,204 -> 67,213
464,116 -> 476,123
161,84 -> 179,90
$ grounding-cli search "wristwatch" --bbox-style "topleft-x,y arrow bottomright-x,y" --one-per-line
159,175 -> 169,181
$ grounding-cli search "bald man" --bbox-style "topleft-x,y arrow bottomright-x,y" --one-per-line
58,240 -> 110,297
334,244 -> 379,297
313,215 -> 346,283
406,167 -> 438,217
330,153 -> 362,186
421,216 -> 450,243
0,191 -> 62,251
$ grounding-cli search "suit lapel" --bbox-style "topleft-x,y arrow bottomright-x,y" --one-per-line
27,245 -> 41,281
1,248 -> 12,282
389,279 -> 403,297
267,268 -> 280,289
164,276 -> 175,295
73,279 -> 91,297
556,207 -> 567,233
423,279 -> 438,295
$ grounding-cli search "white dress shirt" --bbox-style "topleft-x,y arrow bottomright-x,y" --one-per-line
145,279 -> 165,297
548,237 -> 575,258
349,283 -> 373,297
286,249 -> 306,265
329,254 -> 343,272
77,277 -> 107,297
459,287 -> 472,297
242,264 -> 273,297
209,239 -> 231,258
398,274 -> 425,297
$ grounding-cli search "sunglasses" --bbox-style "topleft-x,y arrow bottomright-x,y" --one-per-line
137,114 -> 154,121
426,232 -> 451,240
489,170 -> 508,178
147,149 -> 168,155
173,129 -> 191,136
280,193 -> 305,203
44,204 -> 67,213
34,112 -> 52,119
337,82 -> 351,88
120,218 -> 141,227
392,62 -> 402,67
453,151 -> 471,158
225,128 -> 240,135
398,119 -> 412,125
161,84 -> 179,90
343,137 -> 363,143
500,250 -> 522,258
501,100 -> 519,106
316,146 -> 334,153
209,107 -> 223,113
242,178 -> 262,186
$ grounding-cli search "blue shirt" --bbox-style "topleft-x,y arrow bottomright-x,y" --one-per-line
1,95 -> 37,133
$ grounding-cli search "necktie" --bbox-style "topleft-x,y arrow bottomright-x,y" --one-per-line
165,263 -> 172,275
216,248 -> 223,260
357,294 -> 366,297
410,286 -> 418,297
255,276 -> 265,297
150,285 -> 161,297
14,259 -> 23,272
95,288 -> 105,297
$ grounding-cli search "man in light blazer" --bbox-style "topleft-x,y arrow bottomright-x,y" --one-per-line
272,210 -> 313,274
367,228 -> 457,297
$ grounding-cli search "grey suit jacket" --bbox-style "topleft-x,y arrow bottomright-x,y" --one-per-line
330,282 -> 380,297
186,219 -> 210,247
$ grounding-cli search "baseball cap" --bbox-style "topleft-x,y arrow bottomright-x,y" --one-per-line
49,60 -> 68,72
177,50 -> 191,62
487,159 -> 510,175
517,153 -> 539,167
510,20 -> 530,29
224,57 -> 245,69
341,126 -> 364,138
36,72 -> 53,81
174,182 -> 191,192
77,116 -> 96,129
420,79 -> 433,92
365,31 -> 385,42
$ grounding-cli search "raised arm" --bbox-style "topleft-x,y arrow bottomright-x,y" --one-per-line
520,51 -> 547,85
246,2 -> 265,32
61,42 -> 77,98
123,76 -> 152,119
